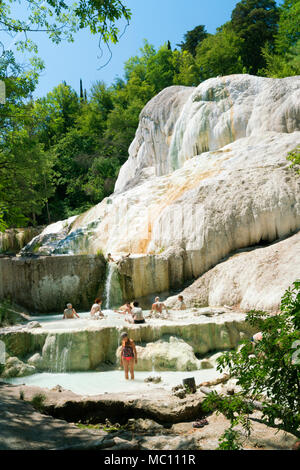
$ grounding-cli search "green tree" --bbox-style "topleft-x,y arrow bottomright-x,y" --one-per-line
203,281 -> 300,449
195,28 -> 244,80
172,50 -> 201,87
177,25 -> 208,57
145,44 -> 179,93
259,1 -> 300,77
32,83 -> 80,149
0,1 -> 132,229
231,0 -> 279,73
260,39 -> 300,77
0,51 -> 54,228
83,156 -> 121,203
124,40 -> 156,81
0,1 -> 131,55
275,0 -> 300,54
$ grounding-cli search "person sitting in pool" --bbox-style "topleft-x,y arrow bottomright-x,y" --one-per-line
63,303 -> 80,319
130,301 -> 146,324
107,253 -> 115,262
120,331 -> 137,380
176,295 -> 187,310
90,298 -> 104,319
150,297 -> 168,316
114,301 -> 132,315
115,252 -> 131,265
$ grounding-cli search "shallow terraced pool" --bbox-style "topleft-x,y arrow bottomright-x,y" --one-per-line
4,368 -> 221,395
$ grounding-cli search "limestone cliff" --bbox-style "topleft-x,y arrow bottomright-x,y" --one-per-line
12,74 -> 300,309
115,74 -> 300,191
0,255 -> 106,312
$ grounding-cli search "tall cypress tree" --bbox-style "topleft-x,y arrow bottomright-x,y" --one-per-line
80,78 -> 83,102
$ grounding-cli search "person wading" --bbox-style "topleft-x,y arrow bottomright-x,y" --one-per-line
120,332 -> 137,380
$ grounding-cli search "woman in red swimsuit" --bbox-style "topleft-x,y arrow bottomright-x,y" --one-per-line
120,332 -> 137,380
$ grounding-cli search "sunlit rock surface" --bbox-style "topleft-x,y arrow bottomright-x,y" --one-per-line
2,356 -> 36,378
23,132 -> 300,262
165,230 -> 300,313
0,311 -> 254,374
116,75 -> 300,191
117,337 -> 202,371
1,383 -> 298,450
115,85 -> 194,192
12,74 -> 300,308
20,216 -> 77,256
0,254 -> 106,312
0,226 -> 43,254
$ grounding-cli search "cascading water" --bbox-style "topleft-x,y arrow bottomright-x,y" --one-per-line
58,334 -> 73,372
104,263 -> 113,309
104,262 -> 123,309
45,333 -> 73,373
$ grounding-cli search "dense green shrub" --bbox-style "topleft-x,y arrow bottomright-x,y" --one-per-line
203,280 -> 300,449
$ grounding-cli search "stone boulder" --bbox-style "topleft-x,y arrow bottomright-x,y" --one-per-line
117,337 -> 202,371
27,353 -> 44,370
127,418 -> 164,433
26,322 -> 42,329
2,356 -> 36,378
165,230 -> 300,312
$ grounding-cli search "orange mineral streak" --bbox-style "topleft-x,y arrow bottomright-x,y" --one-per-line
75,157 -> 225,256
133,167 -> 220,254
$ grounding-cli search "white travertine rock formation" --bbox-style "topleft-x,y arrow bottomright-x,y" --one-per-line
55,131 -> 300,261
0,312 -> 254,374
115,74 -> 300,191
115,85 -> 194,192
18,75 -> 300,307
165,231 -> 300,313
117,337 -> 202,371
2,356 -> 36,378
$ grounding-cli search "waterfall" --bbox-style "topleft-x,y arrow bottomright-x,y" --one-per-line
58,334 -> 73,372
45,333 -> 73,373
104,262 -> 123,309
104,263 -> 114,309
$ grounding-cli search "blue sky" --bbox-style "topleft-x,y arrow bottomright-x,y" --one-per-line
5,0 -> 245,97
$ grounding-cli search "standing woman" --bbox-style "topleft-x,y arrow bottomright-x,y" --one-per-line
120,332 -> 137,380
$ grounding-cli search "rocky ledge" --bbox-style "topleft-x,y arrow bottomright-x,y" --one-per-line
0,382 -> 298,450
0,310 -> 255,376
